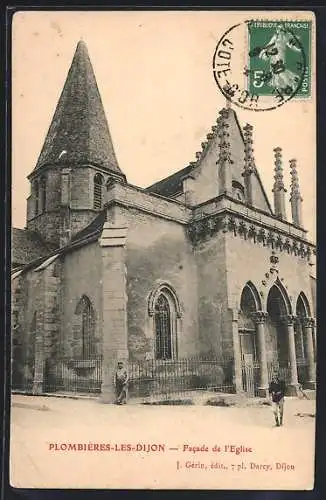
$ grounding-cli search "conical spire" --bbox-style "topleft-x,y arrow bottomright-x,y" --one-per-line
34,40 -> 123,176
289,158 -> 303,227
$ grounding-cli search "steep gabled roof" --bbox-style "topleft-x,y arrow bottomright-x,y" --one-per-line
12,228 -> 57,267
33,41 -> 123,176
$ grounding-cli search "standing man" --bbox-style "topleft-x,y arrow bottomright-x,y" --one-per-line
269,372 -> 286,427
114,361 -> 129,405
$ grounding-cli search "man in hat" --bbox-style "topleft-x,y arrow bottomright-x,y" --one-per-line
269,372 -> 286,427
114,361 -> 129,405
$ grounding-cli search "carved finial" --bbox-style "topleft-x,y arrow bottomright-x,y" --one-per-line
289,158 -> 303,226
195,151 -> 201,160
217,109 -> 233,166
289,159 -> 302,201
219,108 -> 230,119
243,123 -> 255,175
273,147 -> 286,192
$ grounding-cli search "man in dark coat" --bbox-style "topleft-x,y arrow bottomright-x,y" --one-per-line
269,373 -> 286,426
114,361 -> 129,405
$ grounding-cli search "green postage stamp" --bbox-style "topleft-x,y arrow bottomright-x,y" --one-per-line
246,20 -> 312,99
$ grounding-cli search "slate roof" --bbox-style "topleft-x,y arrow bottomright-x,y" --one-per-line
145,164 -> 193,198
12,228 -> 57,267
33,41 -> 124,177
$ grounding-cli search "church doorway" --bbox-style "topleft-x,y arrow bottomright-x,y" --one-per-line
266,283 -> 290,377
238,283 -> 260,396
295,292 -> 312,385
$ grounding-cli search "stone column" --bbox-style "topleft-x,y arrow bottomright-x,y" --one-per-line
99,224 -> 128,403
253,311 -> 269,397
229,309 -> 243,393
282,315 -> 299,395
302,317 -> 316,389
313,324 -> 317,361
32,337 -> 44,394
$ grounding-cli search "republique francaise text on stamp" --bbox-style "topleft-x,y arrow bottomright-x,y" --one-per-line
213,20 -> 312,111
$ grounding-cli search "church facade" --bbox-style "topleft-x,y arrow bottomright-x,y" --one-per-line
11,41 -> 316,402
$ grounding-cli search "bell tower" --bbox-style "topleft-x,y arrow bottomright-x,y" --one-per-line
26,40 -> 126,247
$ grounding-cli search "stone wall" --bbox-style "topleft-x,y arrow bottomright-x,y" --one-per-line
107,204 -> 199,362
194,232 -> 229,357
11,258 -> 62,391
61,241 -> 103,357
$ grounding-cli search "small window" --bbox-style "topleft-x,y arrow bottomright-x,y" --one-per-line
34,180 -> 39,215
40,176 -> 47,213
94,174 -> 104,209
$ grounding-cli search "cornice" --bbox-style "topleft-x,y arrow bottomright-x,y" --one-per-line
187,210 -> 315,262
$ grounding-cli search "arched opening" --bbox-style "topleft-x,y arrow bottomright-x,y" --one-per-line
295,292 -> 313,384
93,173 -> 104,209
34,180 -> 39,215
239,283 -> 260,364
40,176 -> 47,213
232,180 -> 245,202
74,296 -> 96,358
151,285 -> 180,360
266,283 -> 290,368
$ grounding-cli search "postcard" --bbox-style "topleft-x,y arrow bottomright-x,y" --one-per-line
10,10 -> 316,490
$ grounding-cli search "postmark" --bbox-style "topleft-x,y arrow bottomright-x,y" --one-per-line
213,20 -> 311,111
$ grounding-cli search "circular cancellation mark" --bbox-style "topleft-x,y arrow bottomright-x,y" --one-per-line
212,21 -> 307,112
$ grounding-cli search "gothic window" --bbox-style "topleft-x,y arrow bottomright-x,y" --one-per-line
232,181 -> 245,202
34,180 -> 39,215
40,176 -> 47,213
155,294 -> 172,360
93,174 -> 104,209
75,296 -> 95,358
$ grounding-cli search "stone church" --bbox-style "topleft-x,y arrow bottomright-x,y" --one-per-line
11,41 -> 316,402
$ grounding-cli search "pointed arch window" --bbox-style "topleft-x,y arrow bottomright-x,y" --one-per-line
94,174 -> 104,209
149,284 -> 182,361
75,296 -> 95,358
40,176 -> 47,213
155,294 -> 172,360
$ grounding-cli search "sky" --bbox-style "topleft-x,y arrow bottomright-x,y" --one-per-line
12,11 -> 316,241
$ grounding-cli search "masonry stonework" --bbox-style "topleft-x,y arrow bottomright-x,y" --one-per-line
12,40 -> 316,400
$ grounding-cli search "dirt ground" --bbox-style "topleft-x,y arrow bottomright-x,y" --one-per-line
9,394 -> 316,490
